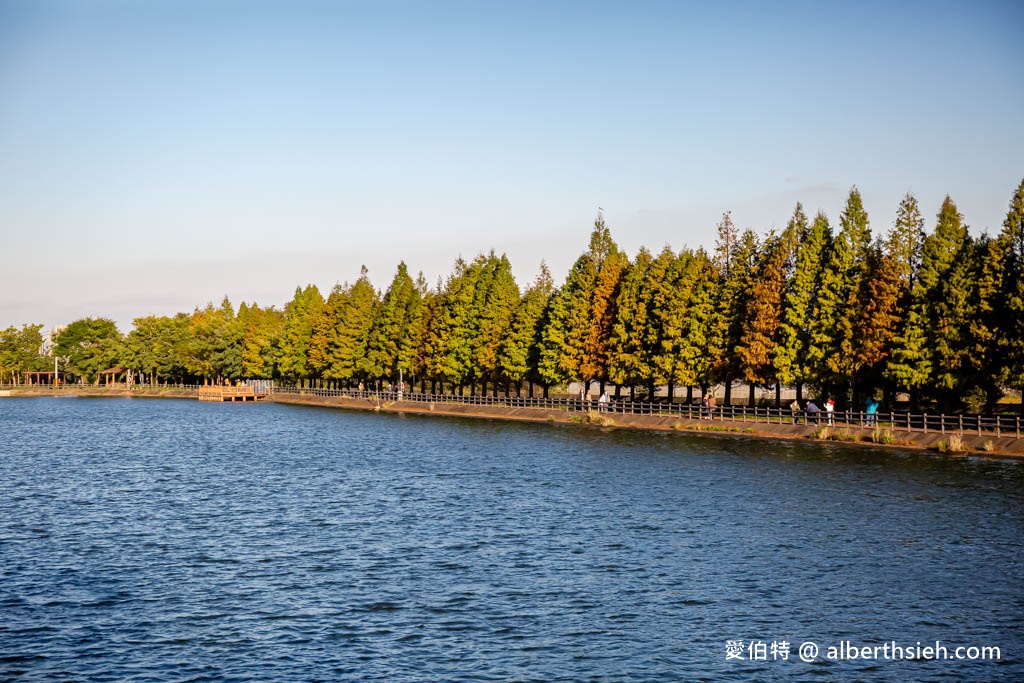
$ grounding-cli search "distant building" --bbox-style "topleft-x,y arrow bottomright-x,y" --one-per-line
44,325 -> 67,356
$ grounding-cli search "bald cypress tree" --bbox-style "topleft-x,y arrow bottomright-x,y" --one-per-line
853,244 -> 904,381
538,255 -> 592,390
775,208 -> 830,401
965,234 -> 1006,411
737,228 -> 794,403
277,284 -> 324,384
670,248 -> 718,395
499,262 -> 553,396
887,197 -> 968,405
308,285 -> 342,384
710,221 -> 758,404
474,252 -> 521,395
583,221 -> 627,391
647,248 -> 688,401
329,267 -> 378,386
932,207 -> 975,406
810,188 -> 872,400
608,247 -> 655,395
656,248 -> 717,400
538,212 -> 622,393
999,180 -> 1024,409
854,195 -> 924,395
433,258 -> 483,392
365,262 -> 420,384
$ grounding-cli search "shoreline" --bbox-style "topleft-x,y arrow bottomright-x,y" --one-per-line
267,392 -> 1024,459
4,387 -> 1022,457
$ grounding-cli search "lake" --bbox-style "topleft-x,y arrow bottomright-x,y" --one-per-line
1,397 -> 1022,681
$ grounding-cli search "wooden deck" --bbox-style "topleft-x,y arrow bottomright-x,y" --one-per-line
198,386 -> 268,402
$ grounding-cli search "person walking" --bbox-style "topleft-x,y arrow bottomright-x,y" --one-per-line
598,391 -> 610,413
825,398 -> 835,425
707,394 -> 717,420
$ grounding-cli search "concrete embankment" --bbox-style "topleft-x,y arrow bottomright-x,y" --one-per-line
269,392 -> 1024,458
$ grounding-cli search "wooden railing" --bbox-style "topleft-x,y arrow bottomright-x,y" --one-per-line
270,387 -> 1023,439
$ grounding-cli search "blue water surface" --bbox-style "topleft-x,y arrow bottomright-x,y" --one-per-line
1,397 -> 1022,681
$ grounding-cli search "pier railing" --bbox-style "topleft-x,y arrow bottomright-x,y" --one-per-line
270,386 -> 1023,440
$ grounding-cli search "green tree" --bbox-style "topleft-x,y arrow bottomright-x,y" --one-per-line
238,303 -> 284,379
396,272 -> 428,387
327,267 -> 378,386
277,285 -> 324,382
661,248 -> 718,396
963,233 -> 1006,410
431,257 -> 484,391
710,219 -> 759,403
474,252 -> 521,395
0,323 -> 46,384
186,297 -> 243,382
538,213 -> 622,391
998,179 -> 1024,408
122,315 -> 193,384
810,188 -> 872,398
774,207 -> 830,399
609,247 -> 656,395
54,318 -> 123,383
887,196 -> 969,403
365,262 -> 423,384
499,262 -> 553,396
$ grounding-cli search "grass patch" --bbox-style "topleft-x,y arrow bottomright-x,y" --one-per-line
683,424 -> 741,433
871,428 -> 896,445
811,426 -> 861,443
810,426 -> 831,441
833,428 -> 859,442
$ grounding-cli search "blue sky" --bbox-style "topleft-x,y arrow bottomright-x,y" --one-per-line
1,0 -> 1022,331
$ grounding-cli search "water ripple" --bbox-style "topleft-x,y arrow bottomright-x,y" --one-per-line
1,398 -> 1022,681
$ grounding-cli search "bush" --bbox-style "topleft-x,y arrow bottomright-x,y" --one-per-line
938,434 -> 968,454
983,439 -> 996,453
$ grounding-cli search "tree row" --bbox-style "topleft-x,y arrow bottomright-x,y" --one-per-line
3,179 -> 1022,412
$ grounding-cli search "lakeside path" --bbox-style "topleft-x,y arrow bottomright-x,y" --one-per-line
4,386 -> 1022,457
269,392 -> 1024,458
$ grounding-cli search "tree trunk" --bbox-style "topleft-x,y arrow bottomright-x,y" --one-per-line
724,380 -> 732,406
748,380 -> 756,407
686,385 -> 693,403
775,383 -> 781,408
667,381 -> 675,404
